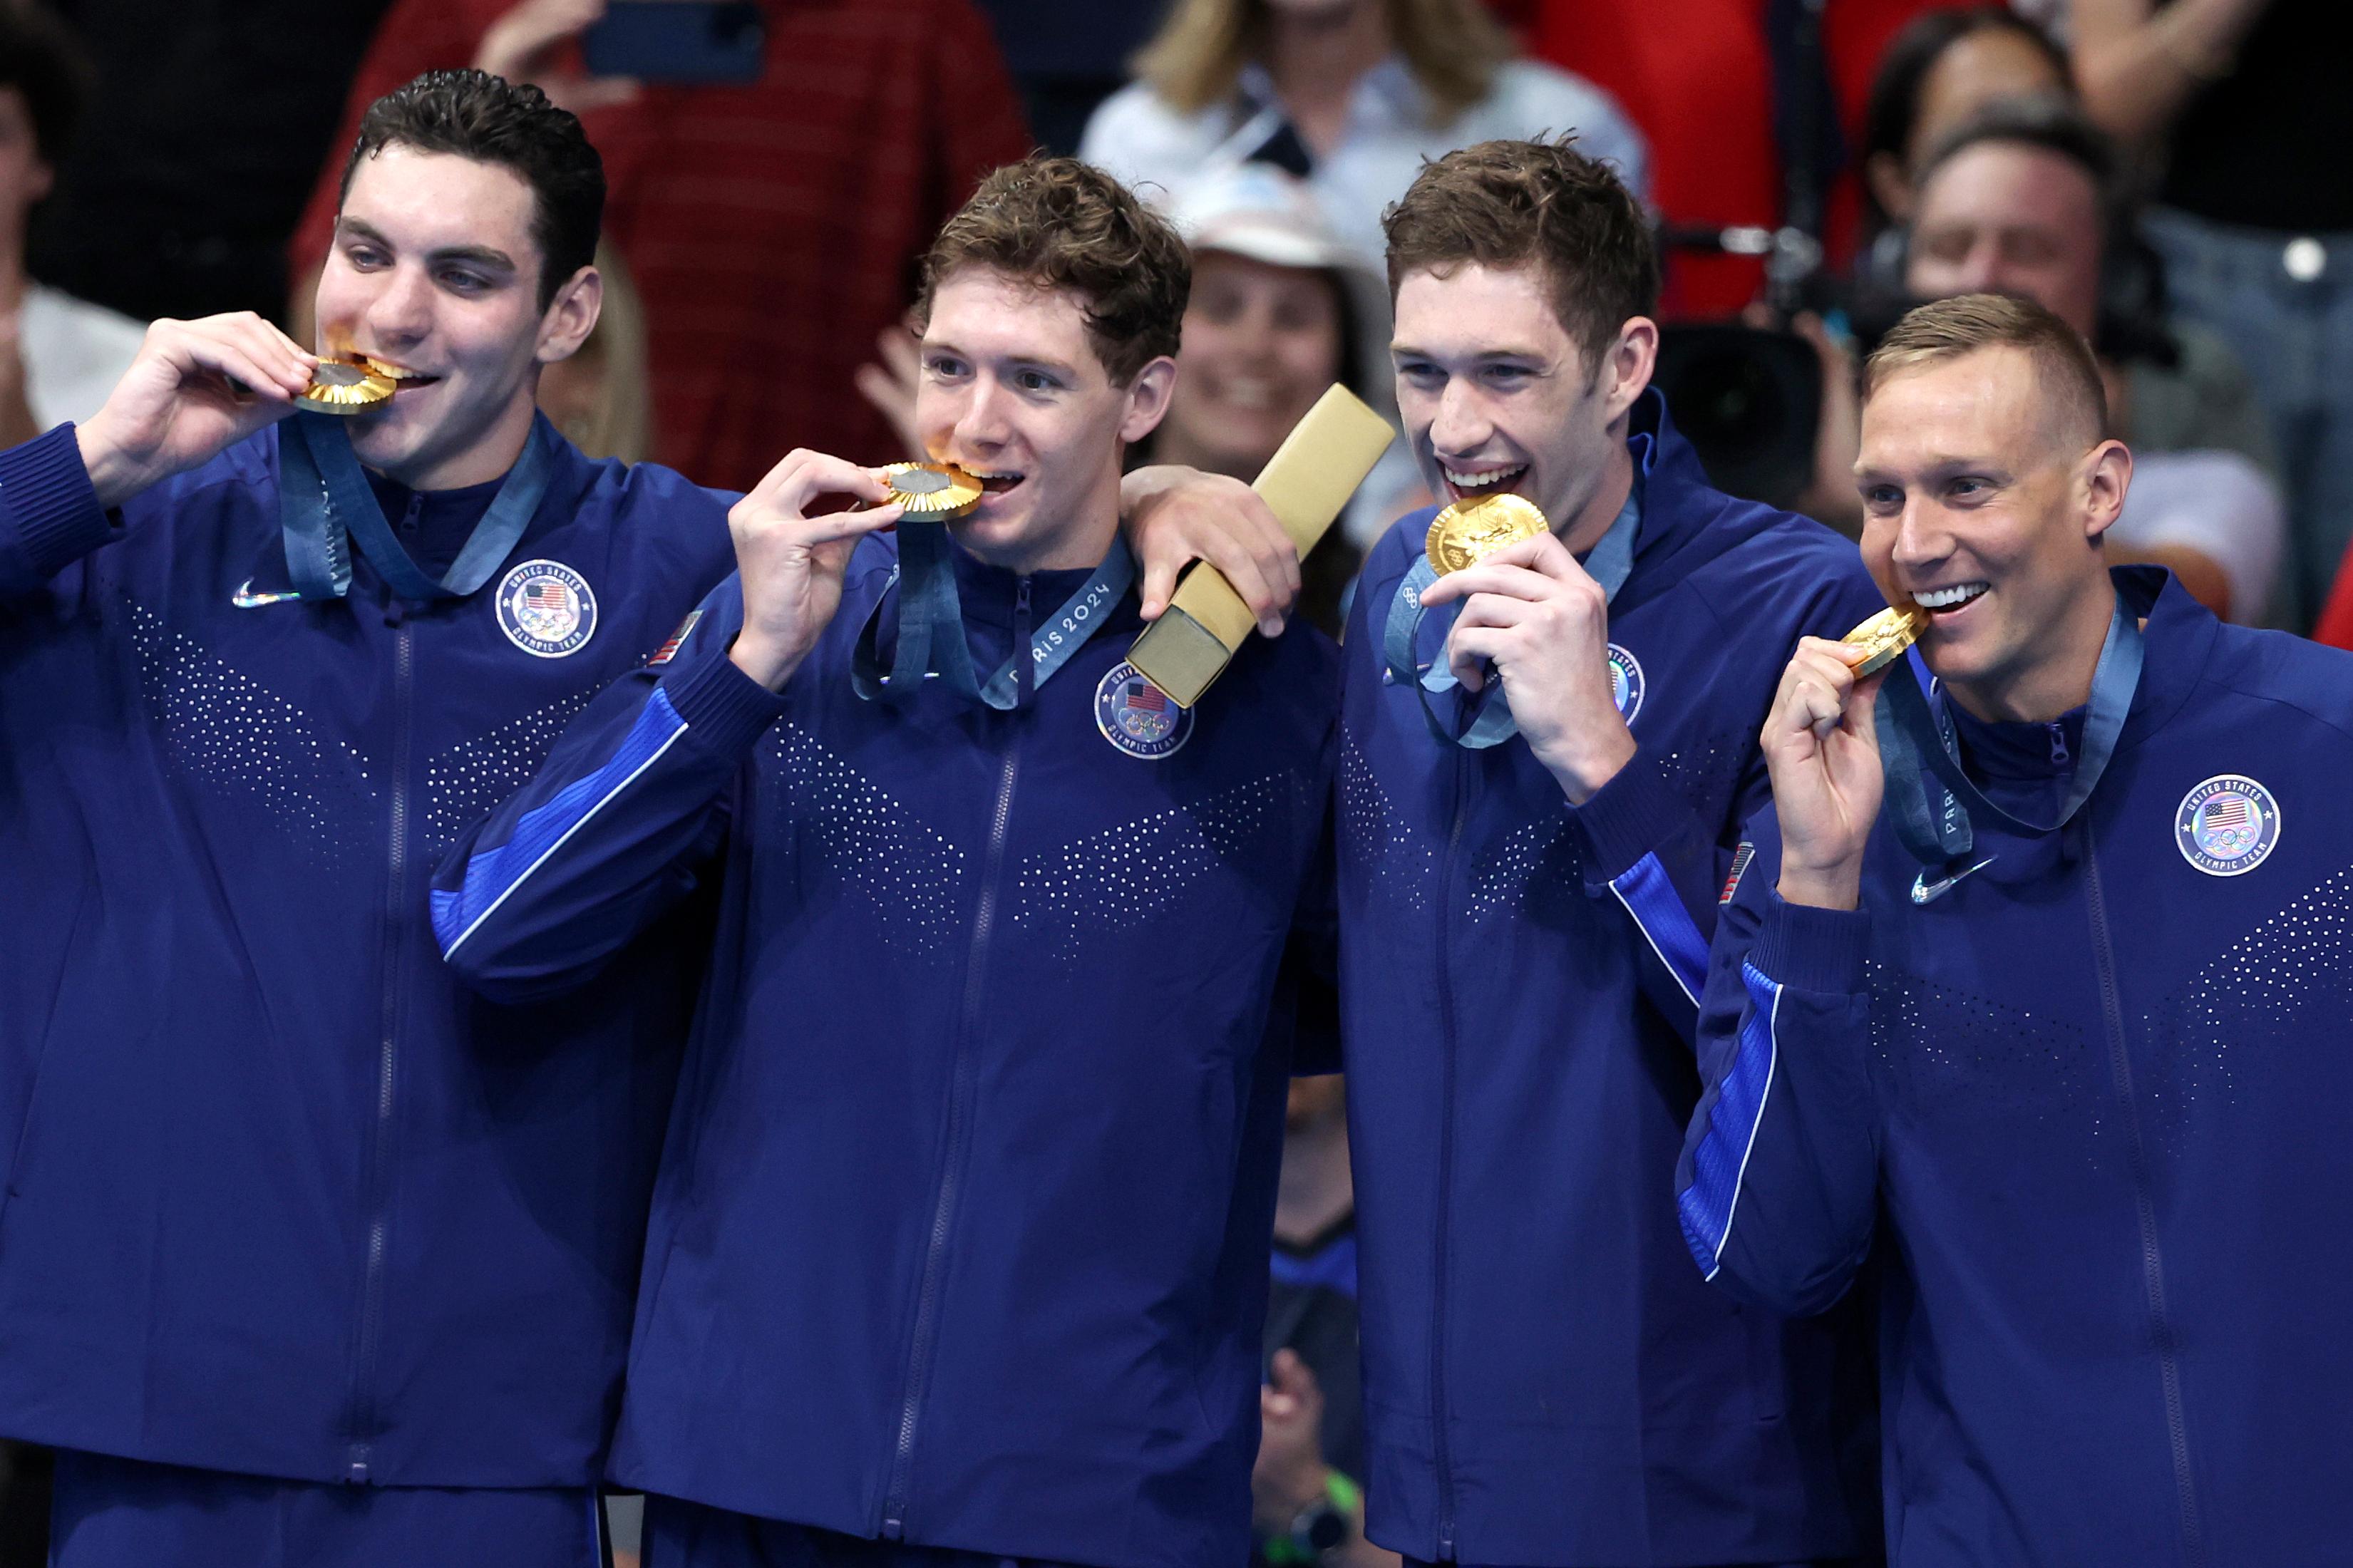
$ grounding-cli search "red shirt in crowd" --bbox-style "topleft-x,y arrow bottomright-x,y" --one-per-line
291,0 -> 1032,494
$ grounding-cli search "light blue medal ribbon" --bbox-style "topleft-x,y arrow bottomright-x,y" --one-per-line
853,522 -> 1136,708
277,411 -> 555,602
1381,483 -> 1641,749
1873,594 -> 2143,884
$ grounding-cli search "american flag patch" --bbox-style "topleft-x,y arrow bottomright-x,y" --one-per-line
648,609 -> 703,666
525,581 -> 570,610
1123,679 -> 1168,713
2202,795 -> 2250,830
1721,841 -> 1756,904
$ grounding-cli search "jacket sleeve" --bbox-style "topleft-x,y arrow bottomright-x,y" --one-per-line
0,425 -> 118,602
431,576 -> 783,1002
1567,743 -> 1739,1043
1672,811 -> 1882,1317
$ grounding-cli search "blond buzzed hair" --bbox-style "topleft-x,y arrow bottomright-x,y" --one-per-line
1863,293 -> 2108,450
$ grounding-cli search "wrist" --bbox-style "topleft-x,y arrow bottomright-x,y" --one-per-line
728,631 -> 805,693
75,417 -> 142,510
1776,861 -> 1863,911
1539,721 -> 1637,805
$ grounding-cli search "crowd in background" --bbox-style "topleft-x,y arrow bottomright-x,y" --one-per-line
0,0 -> 2342,1563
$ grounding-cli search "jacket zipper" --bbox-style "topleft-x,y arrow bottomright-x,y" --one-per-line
1428,747 -> 1471,1560
880,577 -> 1031,1538
2084,833 -> 2205,1567
346,612 -> 413,1482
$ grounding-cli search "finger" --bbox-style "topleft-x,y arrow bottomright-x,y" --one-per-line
1269,1348 -> 1309,1393
1416,560 -> 1562,609
1195,490 -> 1298,636
1138,552 -> 1178,624
1447,590 -> 1534,633
185,324 -> 311,398
1466,529 -> 1582,583
1445,624 -> 1508,691
1845,666 -> 1888,738
784,452 -> 895,514
569,76 -> 642,111
879,327 -> 921,377
1196,542 -> 1286,641
791,500 -> 904,547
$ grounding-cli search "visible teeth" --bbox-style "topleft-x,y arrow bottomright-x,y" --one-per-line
1912,582 -> 1989,610
1443,465 -> 1525,490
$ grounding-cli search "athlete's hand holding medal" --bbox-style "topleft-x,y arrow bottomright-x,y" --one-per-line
77,313 -> 319,510
1415,492 -> 1637,805
1762,606 -> 1925,911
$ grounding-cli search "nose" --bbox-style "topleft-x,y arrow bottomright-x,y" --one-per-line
362,262 -> 435,353
952,372 -> 1014,459
1427,376 -> 1493,460
1886,494 -> 1955,579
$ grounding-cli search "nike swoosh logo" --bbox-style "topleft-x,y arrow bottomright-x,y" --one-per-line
1912,856 -> 1997,905
230,579 -> 303,609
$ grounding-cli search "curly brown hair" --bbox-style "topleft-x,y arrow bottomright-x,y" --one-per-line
1382,135 -> 1658,369
915,157 -> 1189,388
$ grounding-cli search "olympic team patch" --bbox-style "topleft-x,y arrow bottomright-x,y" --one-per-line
1607,643 -> 1645,724
495,559 -> 597,658
2174,774 -> 2281,877
1095,661 -> 1193,760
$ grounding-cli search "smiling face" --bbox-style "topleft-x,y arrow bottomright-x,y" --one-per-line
1857,344 -> 2128,720
313,145 -> 599,490
1391,261 -> 1649,545
1906,141 -> 2104,339
1160,250 -> 1343,477
916,265 -> 1174,574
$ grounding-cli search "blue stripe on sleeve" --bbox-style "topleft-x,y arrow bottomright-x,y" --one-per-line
432,688 -> 690,958
1610,850 -> 1709,1006
1677,960 -> 1781,1280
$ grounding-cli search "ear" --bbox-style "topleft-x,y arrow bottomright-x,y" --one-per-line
535,264 -> 604,365
1598,316 -> 1659,425
1865,151 -> 1912,226
1118,355 -> 1178,444
2080,438 -> 2131,545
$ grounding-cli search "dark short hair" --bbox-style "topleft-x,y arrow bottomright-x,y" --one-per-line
1865,292 -> 2106,449
0,1 -> 89,167
339,69 -> 604,310
1860,7 -> 2070,237
1915,95 -> 2124,240
1381,134 -> 1659,371
916,156 -> 1189,387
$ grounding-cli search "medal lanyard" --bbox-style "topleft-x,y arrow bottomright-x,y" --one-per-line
1874,596 -> 2143,872
278,411 -> 555,602
852,519 -> 1135,709
1380,482 -> 1641,749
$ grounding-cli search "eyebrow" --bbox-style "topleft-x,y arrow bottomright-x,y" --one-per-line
1853,457 -> 2016,484
334,217 -> 520,277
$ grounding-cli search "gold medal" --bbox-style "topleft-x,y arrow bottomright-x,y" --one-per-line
882,461 -> 984,520
295,359 -> 396,415
1841,604 -> 1925,676
1425,492 -> 1549,575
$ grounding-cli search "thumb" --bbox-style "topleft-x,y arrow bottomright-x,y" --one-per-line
1270,1347 -> 1314,1397
1138,554 -> 1178,623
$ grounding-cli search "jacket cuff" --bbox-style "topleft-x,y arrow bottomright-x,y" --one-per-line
659,644 -> 788,756
1570,747 -> 1688,884
0,424 -> 113,577
1751,893 -> 1870,994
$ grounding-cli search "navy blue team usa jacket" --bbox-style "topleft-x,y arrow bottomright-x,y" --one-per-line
433,536 -> 1339,1568
0,420 -> 734,1486
1337,391 -> 1888,1565
1681,568 -> 2353,1566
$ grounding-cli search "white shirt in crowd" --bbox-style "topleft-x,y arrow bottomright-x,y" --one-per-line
1081,56 -> 1650,277
17,282 -> 147,428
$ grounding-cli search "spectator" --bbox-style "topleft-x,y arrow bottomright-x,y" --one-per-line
0,3 -> 143,445
23,0 -> 397,323
1806,98 -> 2284,623
1080,0 -> 1647,284
291,0 -> 1033,492
966,0 -> 1165,155
1855,6 -> 2070,283
1255,1076 -> 1392,1568
2075,0 -> 2353,629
